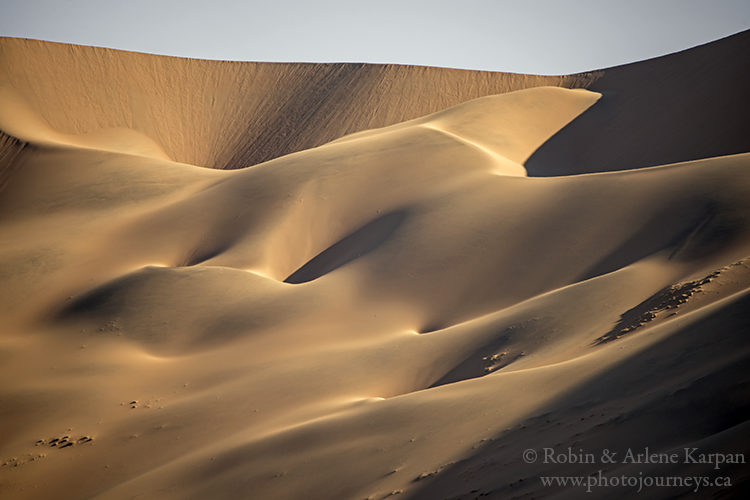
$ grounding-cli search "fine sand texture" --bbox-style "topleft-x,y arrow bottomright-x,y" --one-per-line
1,31 -> 750,499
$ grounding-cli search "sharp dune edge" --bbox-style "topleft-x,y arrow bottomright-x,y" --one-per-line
0,31 -> 749,500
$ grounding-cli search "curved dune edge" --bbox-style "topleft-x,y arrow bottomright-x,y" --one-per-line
1,34 -> 750,500
0,84 -> 171,161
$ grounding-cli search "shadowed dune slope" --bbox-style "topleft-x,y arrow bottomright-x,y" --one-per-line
526,29 -> 750,176
0,32 -> 749,500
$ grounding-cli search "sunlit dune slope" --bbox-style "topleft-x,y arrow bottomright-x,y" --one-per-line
1,32 -> 749,500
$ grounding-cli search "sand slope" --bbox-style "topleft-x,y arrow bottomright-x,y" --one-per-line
1,31 -> 747,173
1,33 -> 750,500
0,37 -> 593,170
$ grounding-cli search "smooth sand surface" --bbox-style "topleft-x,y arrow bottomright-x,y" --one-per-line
1,32 -> 749,499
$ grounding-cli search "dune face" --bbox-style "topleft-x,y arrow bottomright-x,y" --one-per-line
526,30 -> 750,176
1,33 -> 750,500
0,37 -> 595,170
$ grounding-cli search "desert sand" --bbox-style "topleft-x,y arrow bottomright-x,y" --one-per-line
0,31 -> 749,499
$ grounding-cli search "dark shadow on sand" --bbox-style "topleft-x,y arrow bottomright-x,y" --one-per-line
284,210 -> 406,284
525,31 -> 750,177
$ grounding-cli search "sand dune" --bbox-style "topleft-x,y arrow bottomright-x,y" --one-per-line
0,37 -> 594,170
1,32 -> 749,499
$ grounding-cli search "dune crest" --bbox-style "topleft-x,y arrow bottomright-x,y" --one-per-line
1,33 -> 749,500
